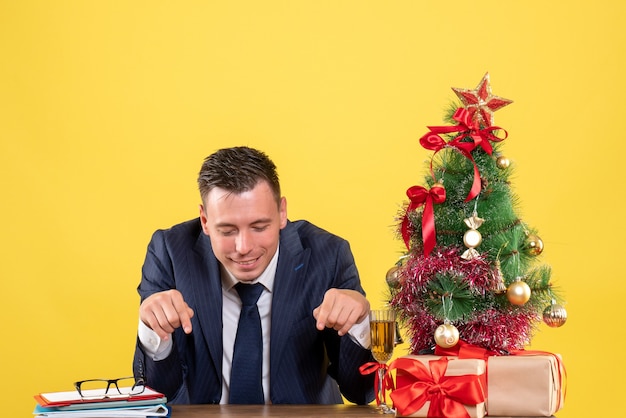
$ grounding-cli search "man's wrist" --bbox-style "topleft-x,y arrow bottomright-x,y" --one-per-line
138,319 -> 173,360
347,315 -> 371,349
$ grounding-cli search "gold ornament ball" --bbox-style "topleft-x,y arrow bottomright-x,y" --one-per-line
524,234 -> 544,256
506,280 -> 531,305
463,229 -> 483,248
386,266 -> 401,288
543,303 -> 567,327
434,323 -> 460,348
496,155 -> 510,169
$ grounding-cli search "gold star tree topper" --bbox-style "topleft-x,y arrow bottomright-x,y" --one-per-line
452,72 -> 513,127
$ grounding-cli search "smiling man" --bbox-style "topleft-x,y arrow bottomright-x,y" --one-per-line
133,146 -> 375,405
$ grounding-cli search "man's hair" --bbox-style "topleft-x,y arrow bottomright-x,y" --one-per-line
197,146 -> 281,205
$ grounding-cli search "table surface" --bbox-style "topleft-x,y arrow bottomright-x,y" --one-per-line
169,404 -> 378,417
167,404 -> 556,417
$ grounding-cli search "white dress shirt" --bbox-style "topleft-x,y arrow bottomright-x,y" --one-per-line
138,245 -> 370,404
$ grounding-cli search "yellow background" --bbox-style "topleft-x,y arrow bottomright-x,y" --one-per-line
1,1 -> 623,416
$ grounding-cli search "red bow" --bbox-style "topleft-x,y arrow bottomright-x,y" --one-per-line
424,107 -> 508,155
434,340 -> 497,359
359,362 -> 392,406
388,357 -> 485,418
400,184 -> 446,256
419,108 -> 508,202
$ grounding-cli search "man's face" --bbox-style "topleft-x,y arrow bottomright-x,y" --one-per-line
199,180 -> 287,282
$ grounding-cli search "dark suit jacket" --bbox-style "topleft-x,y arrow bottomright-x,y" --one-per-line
133,218 -> 375,405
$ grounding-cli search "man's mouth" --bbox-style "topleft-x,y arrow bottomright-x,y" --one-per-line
234,257 -> 260,266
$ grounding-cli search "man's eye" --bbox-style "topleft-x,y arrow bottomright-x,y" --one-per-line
220,230 -> 236,236
253,225 -> 269,232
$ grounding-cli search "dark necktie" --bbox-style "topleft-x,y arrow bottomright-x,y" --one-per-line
229,282 -> 265,404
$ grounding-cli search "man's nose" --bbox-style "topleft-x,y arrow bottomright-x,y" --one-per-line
235,230 -> 253,254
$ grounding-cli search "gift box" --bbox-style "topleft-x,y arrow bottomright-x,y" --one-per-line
388,355 -> 486,418
486,353 -> 565,416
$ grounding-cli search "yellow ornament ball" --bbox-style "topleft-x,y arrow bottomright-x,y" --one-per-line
525,234 -> 544,256
496,155 -> 510,169
543,303 -> 568,327
507,280 -> 531,305
434,323 -> 460,348
386,266 -> 401,288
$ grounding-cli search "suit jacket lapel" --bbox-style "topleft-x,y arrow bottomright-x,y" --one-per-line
270,222 -> 309,382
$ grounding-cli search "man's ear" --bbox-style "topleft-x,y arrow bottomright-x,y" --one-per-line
279,197 -> 288,229
199,204 -> 210,235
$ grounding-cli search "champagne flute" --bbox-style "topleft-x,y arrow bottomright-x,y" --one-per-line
370,309 -> 396,414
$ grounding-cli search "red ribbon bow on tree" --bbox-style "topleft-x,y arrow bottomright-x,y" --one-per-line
388,357 -> 486,418
419,107 -> 508,202
400,183 -> 446,256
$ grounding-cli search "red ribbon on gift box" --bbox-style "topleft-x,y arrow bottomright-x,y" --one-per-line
434,339 -> 498,359
387,356 -> 485,418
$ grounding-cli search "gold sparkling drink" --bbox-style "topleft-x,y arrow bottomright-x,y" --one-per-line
370,319 -> 395,363
369,309 -> 396,414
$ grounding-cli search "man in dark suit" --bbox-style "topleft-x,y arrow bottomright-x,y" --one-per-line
133,146 -> 375,405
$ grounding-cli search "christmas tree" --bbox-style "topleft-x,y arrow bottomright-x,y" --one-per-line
388,73 -> 567,355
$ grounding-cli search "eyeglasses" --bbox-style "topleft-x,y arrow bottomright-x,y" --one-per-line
74,377 -> 145,399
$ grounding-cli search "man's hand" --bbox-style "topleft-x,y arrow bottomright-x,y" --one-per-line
139,289 -> 195,340
312,288 -> 370,336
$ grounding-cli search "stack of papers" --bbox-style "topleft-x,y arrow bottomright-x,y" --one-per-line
33,387 -> 168,418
